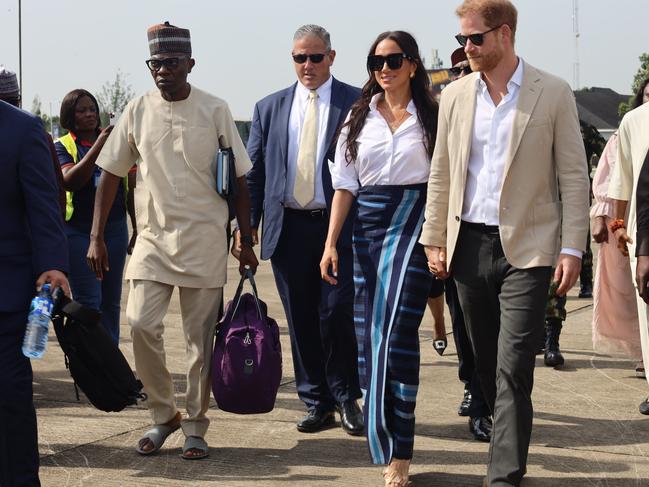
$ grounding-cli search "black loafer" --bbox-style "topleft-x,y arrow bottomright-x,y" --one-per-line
336,400 -> 364,436
458,388 -> 472,417
469,416 -> 492,442
297,408 -> 335,433
639,397 -> 649,415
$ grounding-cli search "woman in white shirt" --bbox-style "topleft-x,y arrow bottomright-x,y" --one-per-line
320,31 -> 437,487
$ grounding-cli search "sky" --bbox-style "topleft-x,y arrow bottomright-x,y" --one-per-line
0,0 -> 645,120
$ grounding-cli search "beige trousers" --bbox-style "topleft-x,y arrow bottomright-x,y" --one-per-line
126,279 -> 222,438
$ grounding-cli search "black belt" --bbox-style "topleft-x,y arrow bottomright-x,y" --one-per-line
284,207 -> 328,219
462,221 -> 499,234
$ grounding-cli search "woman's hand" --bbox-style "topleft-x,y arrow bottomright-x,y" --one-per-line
614,227 -> 633,257
96,125 -> 114,149
592,216 -> 608,244
320,246 -> 339,285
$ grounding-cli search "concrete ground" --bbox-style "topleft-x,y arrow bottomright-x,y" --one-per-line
33,254 -> 649,486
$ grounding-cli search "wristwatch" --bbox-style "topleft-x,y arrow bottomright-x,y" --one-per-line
240,235 -> 254,247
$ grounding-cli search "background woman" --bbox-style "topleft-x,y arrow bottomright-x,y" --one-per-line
55,89 -> 131,343
590,78 -> 649,375
320,31 -> 437,486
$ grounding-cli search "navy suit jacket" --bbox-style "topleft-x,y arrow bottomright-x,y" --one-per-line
0,101 -> 69,312
246,77 -> 361,260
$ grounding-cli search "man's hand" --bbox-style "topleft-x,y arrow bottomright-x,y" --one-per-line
614,228 -> 633,257
553,253 -> 582,296
36,270 -> 71,298
636,256 -> 649,304
238,245 -> 259,275
424,245 -> 449,280
87,236 -> 110,280
592,216 -> 608,244
320,246 -> 339,285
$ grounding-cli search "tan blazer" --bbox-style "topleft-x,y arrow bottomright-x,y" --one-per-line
419,61 -> 590,269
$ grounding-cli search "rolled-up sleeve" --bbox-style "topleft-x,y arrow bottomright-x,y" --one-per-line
329,125 -> 359,196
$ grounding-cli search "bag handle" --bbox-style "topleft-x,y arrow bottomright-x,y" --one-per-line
231,268 -> 262,319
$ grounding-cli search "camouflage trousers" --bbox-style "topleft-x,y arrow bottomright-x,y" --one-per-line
545,275 -> 566,322
580,233 -> 593,287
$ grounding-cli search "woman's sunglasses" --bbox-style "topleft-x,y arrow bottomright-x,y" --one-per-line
367,53 -> 413,72
454,25 -> 501,47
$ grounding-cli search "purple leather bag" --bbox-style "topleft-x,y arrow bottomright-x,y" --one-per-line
212,270 -> 282,414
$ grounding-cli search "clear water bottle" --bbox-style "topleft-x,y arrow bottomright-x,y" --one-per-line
22,283 -> 54,359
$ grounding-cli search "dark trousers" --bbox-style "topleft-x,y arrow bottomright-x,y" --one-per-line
445,279 -> 489,418
271,210 -> 361,411
0,311 -> 40,487
452,223 -> 551,487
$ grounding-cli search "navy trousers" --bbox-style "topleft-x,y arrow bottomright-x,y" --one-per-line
0,311 -> 40,487
271,210 -> 361,411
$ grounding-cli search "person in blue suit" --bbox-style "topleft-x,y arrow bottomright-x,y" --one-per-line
243,24 -> 363,435
0,98 -> 70,486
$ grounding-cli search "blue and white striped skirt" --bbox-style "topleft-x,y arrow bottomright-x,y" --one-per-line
353,183 -> 432,464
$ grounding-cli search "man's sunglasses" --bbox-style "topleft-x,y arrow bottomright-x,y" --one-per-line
145,56 -> 189,71
454,25 -> 501,47
292,53 -> 326,64
449,65 -> 473,77
367,53 -> 412,72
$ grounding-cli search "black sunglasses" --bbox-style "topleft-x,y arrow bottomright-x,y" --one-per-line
145,56 -> 189,72
367,53 -> 412,72
449,65 -> 473,77
292,53 -> 326,64
454,25 -> 501,47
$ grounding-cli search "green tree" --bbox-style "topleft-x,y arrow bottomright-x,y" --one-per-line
97,69 -> 135,125
619,52 -> 649,116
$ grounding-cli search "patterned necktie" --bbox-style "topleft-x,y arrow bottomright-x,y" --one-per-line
294,90 -> 319,207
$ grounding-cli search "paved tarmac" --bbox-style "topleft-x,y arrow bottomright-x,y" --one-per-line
33,254 -> 649,486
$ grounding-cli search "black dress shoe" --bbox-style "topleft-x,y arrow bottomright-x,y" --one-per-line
639,397 -> 649,415
458,388 -> 472,417
296,408 -> 335,433
336,400 -> 364,436
469,416 -> 492,442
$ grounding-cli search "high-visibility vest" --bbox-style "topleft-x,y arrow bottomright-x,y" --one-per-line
57,133 -> 128,221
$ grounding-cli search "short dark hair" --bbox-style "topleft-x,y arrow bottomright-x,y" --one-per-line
59,89 -> 100,132
632,78 -> 649,110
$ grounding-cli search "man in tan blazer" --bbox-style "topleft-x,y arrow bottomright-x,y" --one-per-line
420,1 -> 589,485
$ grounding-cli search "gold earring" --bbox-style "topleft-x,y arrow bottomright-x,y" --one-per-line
410,71 -> 415,79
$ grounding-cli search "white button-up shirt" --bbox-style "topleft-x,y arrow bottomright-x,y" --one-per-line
284,76 -> 332,209
331,93 -> 429,196
463,59 -> 581,258
462,59 -> 523,225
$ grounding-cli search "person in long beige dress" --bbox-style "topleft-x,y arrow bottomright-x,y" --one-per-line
591,79 -> 649,376
591,134 -> 643,371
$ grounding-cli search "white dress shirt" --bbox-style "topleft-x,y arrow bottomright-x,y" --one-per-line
331,93 -> 429,196
284,76 -> 332,209
463,59 -> 581,258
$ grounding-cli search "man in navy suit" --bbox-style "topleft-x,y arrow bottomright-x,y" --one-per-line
0,99 -> 70,486
244,24 -> 362,434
